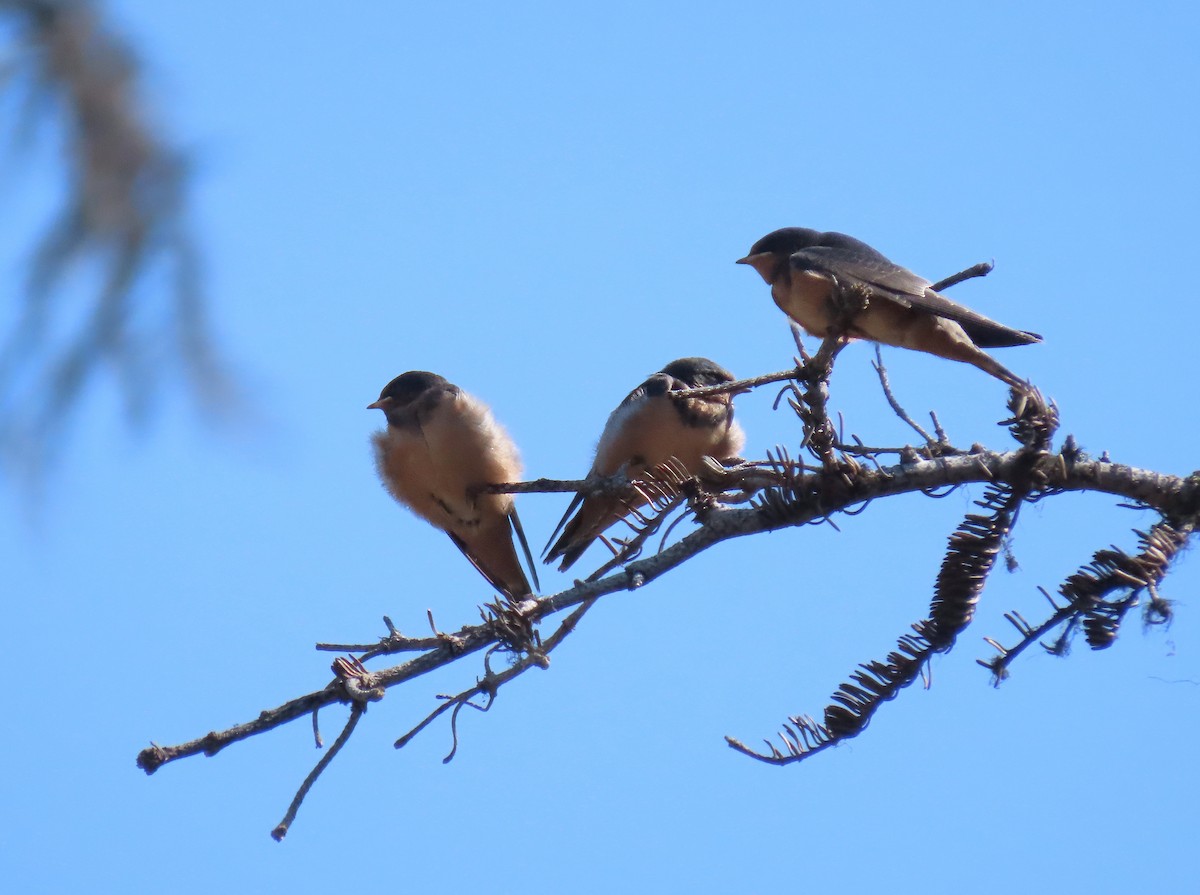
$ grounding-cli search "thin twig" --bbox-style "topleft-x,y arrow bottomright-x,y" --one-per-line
930,412 -> 948,444
931,260 -> 994,292
473,476 -> 600,497
872,345 -> 935,444
587,495 -> 687,581
271,702 -> 364,841
669,368 -> 800,400
315,634 -> 441,654
394,599 -> 597,751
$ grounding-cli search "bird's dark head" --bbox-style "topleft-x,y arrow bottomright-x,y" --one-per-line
661,357 -> 736,389
736,227 -> 824,284
367,370 -> 451,412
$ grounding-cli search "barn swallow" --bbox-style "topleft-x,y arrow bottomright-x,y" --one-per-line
737,228 -> 1041,387
369,371 -> 539,598
544,357 -> 746,572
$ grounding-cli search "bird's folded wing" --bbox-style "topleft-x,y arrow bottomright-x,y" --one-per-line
446,529 -> 530,599
791,245 -> 1040,347
508,507 -> 540,592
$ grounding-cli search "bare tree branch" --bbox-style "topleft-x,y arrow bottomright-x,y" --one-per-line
930,260 -> 994,292
980,518 -> 1191,679
137,438 -> 1200,772
132,253 -> 1199,836
872,345 -> 937,446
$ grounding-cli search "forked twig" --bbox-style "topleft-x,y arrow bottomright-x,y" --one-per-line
271,701 -> 365,841
872,345 -> 936,445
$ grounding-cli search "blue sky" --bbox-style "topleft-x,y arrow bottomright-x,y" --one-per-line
4,2 -> 1198,892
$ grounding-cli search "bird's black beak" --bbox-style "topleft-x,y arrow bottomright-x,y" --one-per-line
736,251 -> 775,284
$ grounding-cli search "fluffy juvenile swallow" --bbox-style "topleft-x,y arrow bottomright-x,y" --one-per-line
737,227 -> 1041,387
369,371 -> 538,598
544,357 -> 746,572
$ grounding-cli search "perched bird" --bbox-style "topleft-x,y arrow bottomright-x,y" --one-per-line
737,227 -> 1041,387
369,371 -> 538,598
544,357 -> 746,572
